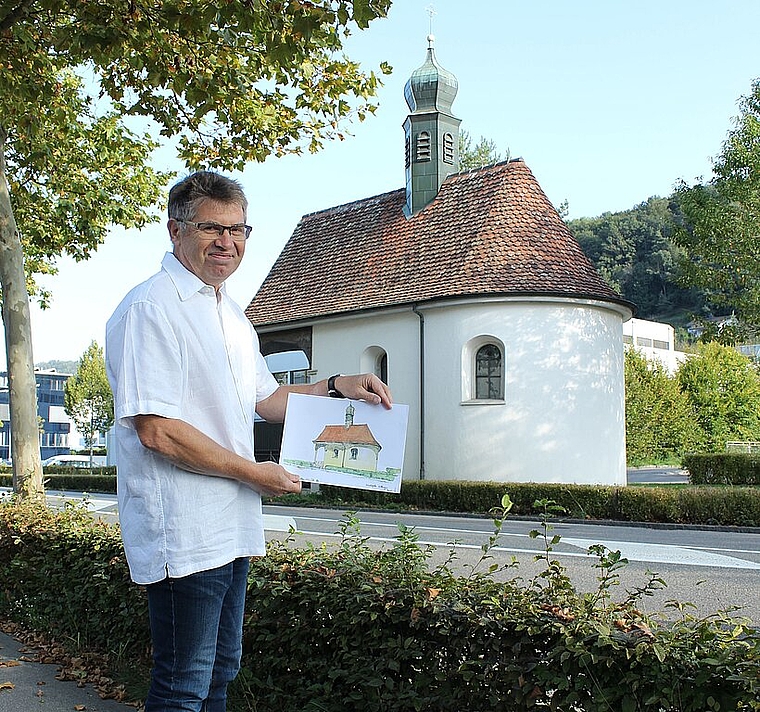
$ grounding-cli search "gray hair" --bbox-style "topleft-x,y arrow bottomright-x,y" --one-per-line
167,171 -> 248,222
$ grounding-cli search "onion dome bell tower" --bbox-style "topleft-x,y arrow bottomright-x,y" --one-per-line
403,34 -> 461,217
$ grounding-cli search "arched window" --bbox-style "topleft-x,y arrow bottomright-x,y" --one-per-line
361,346 -> 389,385
350,448 -> 358,460
443,132 -> 455,164
475,345 -> 503,399
462,336 -> 505,403
378,353 -> 388,383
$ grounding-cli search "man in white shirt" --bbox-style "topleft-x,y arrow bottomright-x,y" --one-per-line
106,171 -> 392,712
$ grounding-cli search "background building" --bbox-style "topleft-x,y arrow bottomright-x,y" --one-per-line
0,369 -> 81,462
0,368 -> 109,463
623,318 -> 688,374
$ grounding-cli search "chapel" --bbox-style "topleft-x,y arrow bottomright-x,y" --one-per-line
247,38 -> 633,485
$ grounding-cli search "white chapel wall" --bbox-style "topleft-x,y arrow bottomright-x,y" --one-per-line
308,298 -> 627,486
419,298 -> 627,486
310,311 -> 422,479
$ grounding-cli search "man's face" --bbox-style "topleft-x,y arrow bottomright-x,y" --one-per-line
168,199 -> 247,289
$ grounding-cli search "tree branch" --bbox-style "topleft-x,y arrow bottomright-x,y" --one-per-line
0,0 -> 35,33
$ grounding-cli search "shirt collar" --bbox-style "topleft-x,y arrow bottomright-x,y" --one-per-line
161,252 -> 227,301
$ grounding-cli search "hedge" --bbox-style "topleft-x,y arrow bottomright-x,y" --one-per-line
1,499 -> 758,711
316,480 -> 760,527
0,499 -> 148,655
2,473 -> 759,526
0,468 -> 117,494
684,453 -> 760,485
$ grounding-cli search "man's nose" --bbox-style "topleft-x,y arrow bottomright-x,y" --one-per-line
214,229 -> 236,248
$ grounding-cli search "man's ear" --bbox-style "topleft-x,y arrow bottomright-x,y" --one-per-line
167,218 -> 181,245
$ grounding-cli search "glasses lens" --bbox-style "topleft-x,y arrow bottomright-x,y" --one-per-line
196,222 -> 222,236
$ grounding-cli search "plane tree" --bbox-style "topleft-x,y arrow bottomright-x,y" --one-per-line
0,0 -> 391,498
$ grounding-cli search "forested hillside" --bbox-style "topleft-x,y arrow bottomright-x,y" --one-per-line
567,197 -> 716,331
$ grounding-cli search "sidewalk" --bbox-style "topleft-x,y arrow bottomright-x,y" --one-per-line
0,629 -> 137,711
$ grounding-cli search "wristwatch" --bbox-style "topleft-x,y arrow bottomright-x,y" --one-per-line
327,374 -> 345,398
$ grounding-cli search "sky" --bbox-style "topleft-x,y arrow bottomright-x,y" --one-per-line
5,0 -> 760,368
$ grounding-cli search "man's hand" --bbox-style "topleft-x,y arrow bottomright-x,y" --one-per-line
251,462 -> 302,496
256,372 -> 393,423
332,374 -> 393,409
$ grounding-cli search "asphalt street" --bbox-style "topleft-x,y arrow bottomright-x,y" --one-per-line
265,503 -> 760,624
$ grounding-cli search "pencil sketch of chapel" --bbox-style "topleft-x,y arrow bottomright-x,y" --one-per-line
312,403 -> 382,472
247,38 -> 634,486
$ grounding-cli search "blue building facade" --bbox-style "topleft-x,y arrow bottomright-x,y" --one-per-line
0,369 -> 73,462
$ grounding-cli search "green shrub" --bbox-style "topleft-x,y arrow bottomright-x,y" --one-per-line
241,515 -> 759,712
0,472 -> 116,493
314,480 -> 760,527
3,472 -> 759,526
1,500 -> 758,711
616,486 -> 683,523
684,453 -> 760,485
0,498 -> 148,657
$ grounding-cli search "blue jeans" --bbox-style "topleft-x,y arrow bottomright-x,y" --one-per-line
144,557 -> 250,712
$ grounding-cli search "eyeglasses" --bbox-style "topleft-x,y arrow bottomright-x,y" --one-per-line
176,220 -> 252,241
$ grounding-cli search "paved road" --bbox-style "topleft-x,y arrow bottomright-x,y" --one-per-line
627,466 -> 690,484
265,505 -> 760,624
4,478 -> 757,626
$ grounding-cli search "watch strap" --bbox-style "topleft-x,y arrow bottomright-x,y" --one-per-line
327,374 -> 344,398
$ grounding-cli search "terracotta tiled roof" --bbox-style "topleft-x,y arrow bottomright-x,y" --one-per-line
246,159 -> 629,327
313,424 -> 381,448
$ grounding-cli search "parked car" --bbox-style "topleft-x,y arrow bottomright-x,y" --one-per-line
42,455 -> 98,468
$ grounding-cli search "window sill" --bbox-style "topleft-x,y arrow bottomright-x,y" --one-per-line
460,399 -> 505,406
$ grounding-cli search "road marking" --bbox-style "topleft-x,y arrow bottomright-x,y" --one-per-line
284,529 -> 760,571
562,537 -> 760,570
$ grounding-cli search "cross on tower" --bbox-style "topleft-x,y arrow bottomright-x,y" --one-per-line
426,4 -> 437,44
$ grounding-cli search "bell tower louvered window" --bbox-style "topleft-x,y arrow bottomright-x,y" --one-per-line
416,131 -> 431,161
443,132 -> 455,164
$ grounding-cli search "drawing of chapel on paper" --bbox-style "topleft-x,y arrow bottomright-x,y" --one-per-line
313,403 -> 382,472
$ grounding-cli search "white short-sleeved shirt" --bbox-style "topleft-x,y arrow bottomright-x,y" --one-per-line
105,252 -> 279,585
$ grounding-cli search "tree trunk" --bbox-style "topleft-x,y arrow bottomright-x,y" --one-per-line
0,131 -> 43,500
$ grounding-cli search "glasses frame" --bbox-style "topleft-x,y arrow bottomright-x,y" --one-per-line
175,219 -> 252,241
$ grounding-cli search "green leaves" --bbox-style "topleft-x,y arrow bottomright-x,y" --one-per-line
1,0 -> 392,289
673,78 -> 760,332
458,130 -> 508,170
677,341 -> 760,452
624,347 -> 701,464
63,341 -> 113,457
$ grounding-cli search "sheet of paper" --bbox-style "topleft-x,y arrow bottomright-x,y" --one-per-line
279,393 -> 409,493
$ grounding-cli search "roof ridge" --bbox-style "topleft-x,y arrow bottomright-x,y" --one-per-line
299,187 -> 404,221
450,156 -> 523,178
